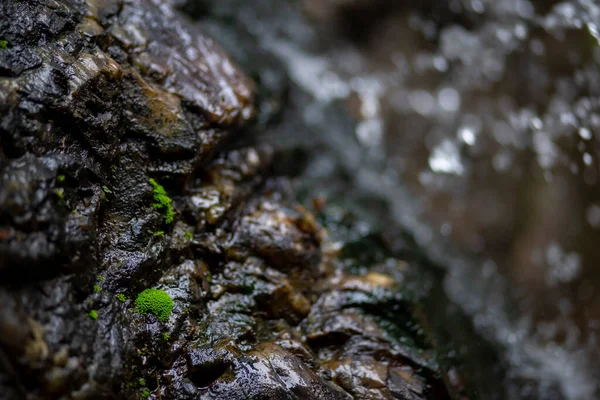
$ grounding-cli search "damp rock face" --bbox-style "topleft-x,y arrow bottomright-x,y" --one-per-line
1,1 -> 461,399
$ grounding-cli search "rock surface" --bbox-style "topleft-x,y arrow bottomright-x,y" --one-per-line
1,1 -> 465,399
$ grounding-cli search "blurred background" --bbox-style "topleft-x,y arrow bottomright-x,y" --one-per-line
298,0 -> 600,345
298,1 -> 600,396
188,0 -> 600,398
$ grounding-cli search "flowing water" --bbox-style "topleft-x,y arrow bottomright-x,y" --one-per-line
195,0 -> 600,398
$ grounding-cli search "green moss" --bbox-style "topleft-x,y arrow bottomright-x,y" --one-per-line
102,185 -> 112,194
88,310 -> 98,320
140,388 -> 150,399
135,288 -> 173,323
139,378 -> 146,386
162,332 -> 170,341
93,285 -> 102,293
184,231 -> 193,240
97,275 -> 104,282
116,293 -> 127,302
149,178 -> 174,224
57,174 -> 65,182
153,231 -> 165,238
0,40 -> 7,49
53,188 -> 65,199
111,165 -> 118,173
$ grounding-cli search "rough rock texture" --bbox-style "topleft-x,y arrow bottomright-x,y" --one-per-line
0,1 -> 463,399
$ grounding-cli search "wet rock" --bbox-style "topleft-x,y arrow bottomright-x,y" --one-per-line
0,0 -> 461,399
0,154 -> 70,279
225,197 -> 323,281
303,273 -> 442,400
178,341 -> 349,400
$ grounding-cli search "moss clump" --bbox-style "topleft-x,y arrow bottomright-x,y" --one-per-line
135,289 -> 173,322
139,378 -> 146,386
116,293 -> 127,302
93,285 -> 102,293
140,388 -> 150,399
53,188 -> 65,199
102,185 -> 112,194
57,174 -> 65,182
149,178 -> 174,224
0,40 -> 7,49
184,231 -> 192,240
88,310 -> 98,320
153,231 -> 165,238
162,332 -> 170,341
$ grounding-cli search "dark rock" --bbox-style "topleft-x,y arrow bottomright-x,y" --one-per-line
0,1 -> 462,399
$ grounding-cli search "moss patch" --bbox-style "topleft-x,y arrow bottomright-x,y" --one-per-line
53,188 -> 65,199
136,288 -> 173,322
149,178 -> 174,224
0,40 -> 7,49
116,293 -> 127,302
93,285 -> 102,293
88,310 -> 98,320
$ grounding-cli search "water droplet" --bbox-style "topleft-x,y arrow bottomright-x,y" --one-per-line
579,127 -> 592,140
356,119 -> 383,148
429,139 -> 465,175
533,132 -> 558,169
433,55 -> 448,72
545,242 -> 582,286
514,23 -> 528,40
471,0 -> 484,14
587,23 -> 600,45
458,126 -> 477,146
496,28 -> 512,44
438,87 -> 461,112
409,90 -> 436,116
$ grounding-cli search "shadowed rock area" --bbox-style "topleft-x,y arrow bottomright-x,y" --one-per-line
0,1 -> 475,399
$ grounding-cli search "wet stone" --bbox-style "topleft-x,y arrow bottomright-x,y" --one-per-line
0,0 -> 462,399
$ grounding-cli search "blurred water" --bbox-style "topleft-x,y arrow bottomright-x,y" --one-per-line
197,0 -> 600,398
